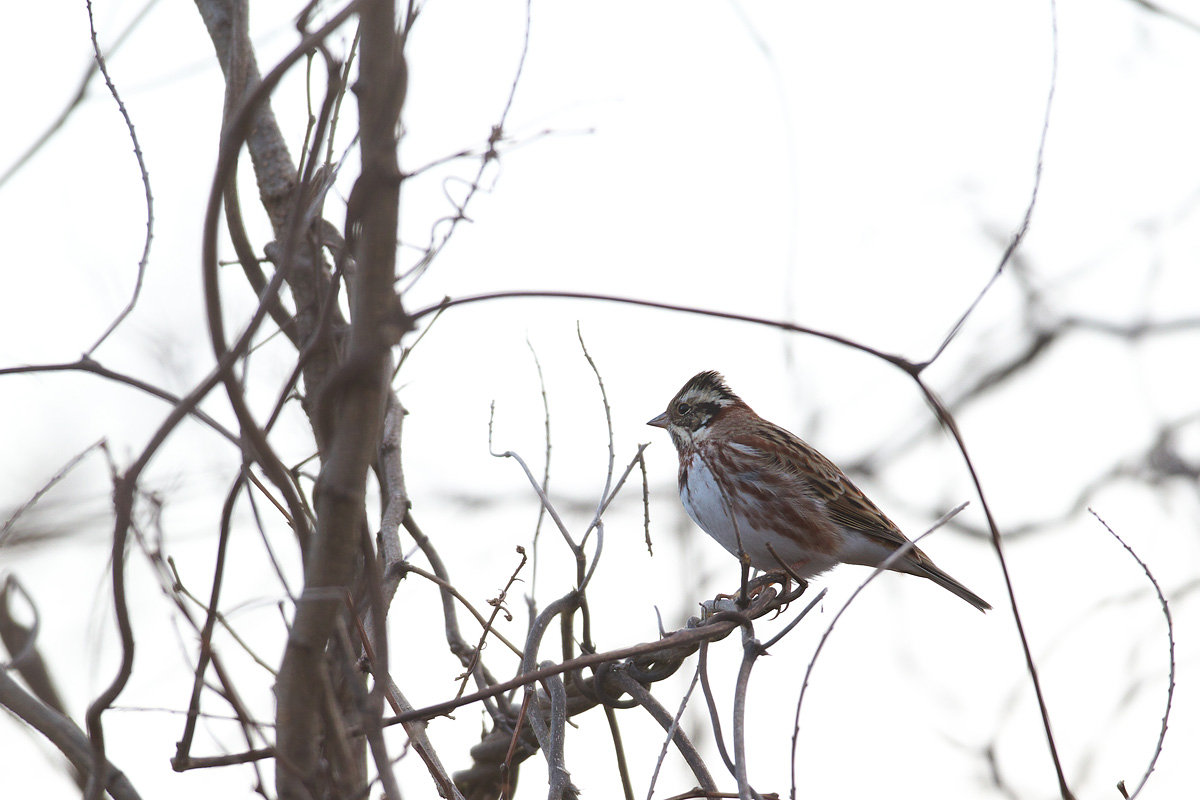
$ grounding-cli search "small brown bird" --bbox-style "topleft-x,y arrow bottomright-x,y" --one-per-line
648,371 -> 990,611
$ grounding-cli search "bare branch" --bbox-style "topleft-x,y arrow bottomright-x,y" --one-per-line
618,667 -> 716,798
455,548 -> 529,698
919,383 -> 1076,800
396,578 -> 799,727
0,668 -> 143,800
490,403 -> 579,554
0,439 -> 108,549
920,0 -> 1057,368
411,292 -> 915,372
0,0 -> 161,188
1088,510 -> 1175,800
398,0 -> 534,291
526,337 -> 553,597
361,393 -> 410,655
791,506 -> 967,799
0,358 -> 240,447
83,0 -> 154,356
274,0 -> 406,794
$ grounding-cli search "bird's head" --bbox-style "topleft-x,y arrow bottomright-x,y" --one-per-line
647,370 -> 744,450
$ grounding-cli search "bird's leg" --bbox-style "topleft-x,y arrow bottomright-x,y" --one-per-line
764,543 -> 810,608
774,574 -> 809,608
737,550 -> 752,609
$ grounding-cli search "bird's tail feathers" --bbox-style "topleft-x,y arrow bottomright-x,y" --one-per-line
909,562 -> 991,612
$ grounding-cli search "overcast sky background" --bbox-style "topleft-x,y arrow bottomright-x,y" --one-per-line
3,0 -> 1199,798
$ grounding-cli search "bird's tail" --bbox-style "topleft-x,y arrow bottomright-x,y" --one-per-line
910,561 -> 991,612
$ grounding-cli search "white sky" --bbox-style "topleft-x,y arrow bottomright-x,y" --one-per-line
3,0 -> 1199,798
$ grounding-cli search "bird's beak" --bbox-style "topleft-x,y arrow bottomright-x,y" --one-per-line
647,412 -> 669,428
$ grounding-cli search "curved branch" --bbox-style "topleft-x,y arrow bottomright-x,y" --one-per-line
0,668 -> 142,800
1088,510 -> 1175,800
83,0 -> 154,356
620,665 -> 717,795
918,384 -> 1075,800
0,358 -> 239,446
409,291 -> 914,371
791,508 -> 965,797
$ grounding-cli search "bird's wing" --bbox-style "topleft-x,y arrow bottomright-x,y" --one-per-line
732,424 -> 911,551
731,425 -> 991,611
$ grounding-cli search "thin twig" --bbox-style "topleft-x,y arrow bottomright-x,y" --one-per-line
615,668 -> 718,797
602,702 -> 636,800
455,547 -> 529,698
790,505 -> 966,799
397,0 -> 534,291
577,324 -> 616,553
0,0 -> 161,189
1088,510 -> 1175,800
526,336 -> 553,598
410,292 -> 914,372
699,642 -> 736,776
387,582 -> 793,727
489,402 -> 579,554
0,359 -> 240,446
0,439 -> 108,548
921,381 -> 1075,800
405,515 -> 509,710
173,472 -> 248,767
920,0 -> 1058,369
83,0 -> 154,357
644,666 -> 706,800
165,557 -> 277,676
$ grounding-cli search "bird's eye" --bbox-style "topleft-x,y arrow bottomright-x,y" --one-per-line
676,402 -> 692,416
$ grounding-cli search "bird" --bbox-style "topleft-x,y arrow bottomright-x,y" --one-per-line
647,370 -> 990,612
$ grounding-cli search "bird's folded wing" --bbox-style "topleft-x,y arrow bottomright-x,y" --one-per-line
732,426 -> 912,551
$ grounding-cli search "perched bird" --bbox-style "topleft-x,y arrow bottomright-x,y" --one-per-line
648,370 -> 990,611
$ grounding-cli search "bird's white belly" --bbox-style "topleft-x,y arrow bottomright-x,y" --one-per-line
680,453 -> 837,577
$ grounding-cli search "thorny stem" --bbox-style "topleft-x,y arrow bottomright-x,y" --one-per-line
83,0 -> 154,358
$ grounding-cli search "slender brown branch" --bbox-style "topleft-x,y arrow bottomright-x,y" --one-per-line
791,508 -> 965,798
1088,510 -> 1175,800
618,667 -> 716,796
405,515 -> 508,702
0,358 -> 240,446
921,2 -> 1056,370
0,0 -> 161,189
455,548 -> 529,698
173,472 -> 247,767
0,439 -> 108,549
0,668 -> 143,800
174,747 -> 276,770
83,0 -> 154,357
919,385 -> 1075,800
410,291 -> 913,371
388,583 -> 792,728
